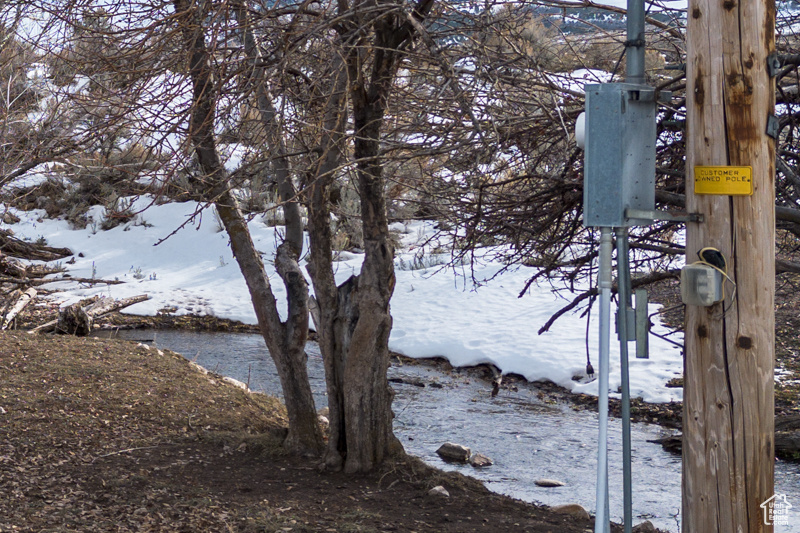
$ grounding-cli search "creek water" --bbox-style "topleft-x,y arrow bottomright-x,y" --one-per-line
98,329 -> 800,532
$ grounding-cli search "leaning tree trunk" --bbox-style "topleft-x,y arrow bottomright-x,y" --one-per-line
215,193 -> 323,454
175,0 -> 323,454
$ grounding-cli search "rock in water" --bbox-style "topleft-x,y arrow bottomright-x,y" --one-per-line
551,504 -> 590,520
632,521 -> 657,533
534,478 -> 566,487
436,442 -> 471,463
428,485 -> 450,498
469,453 -> 493,467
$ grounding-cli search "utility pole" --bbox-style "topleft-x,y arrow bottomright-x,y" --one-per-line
683,0 -> 776,529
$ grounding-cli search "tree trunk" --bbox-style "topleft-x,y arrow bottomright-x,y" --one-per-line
304,0 -> 435,474
305,51 -> 356,471
214,194 -> 323,454
174,0 -> 323,455
326,275 -> 359,468
313,230 -> 400,474
341,238 -> 398,473
0,230 -> 73,261
683,0 -> 776,528
331,20 -> 406,473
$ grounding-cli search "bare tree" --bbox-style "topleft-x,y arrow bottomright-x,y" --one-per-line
221,0 -> 436,471
15,0 -> 440,468
172,0 -> 325,454
389,1 -> 800,324
11,0 -> 800,472
300,0 -> 436,473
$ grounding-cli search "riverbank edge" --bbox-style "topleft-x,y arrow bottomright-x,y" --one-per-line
17,300 -> 800,461
3,329 -> 639,533
94,310 -> 688,428
4,300 -> 704,431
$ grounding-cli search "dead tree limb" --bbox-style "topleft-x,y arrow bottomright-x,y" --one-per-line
0,276 -> 124,287
83,294 -> 150,317
0,230 -> 73,261
0,255 -> 27,278
30,294 -> 151,334
47,276 -> 125,286
1,287 -> 36,329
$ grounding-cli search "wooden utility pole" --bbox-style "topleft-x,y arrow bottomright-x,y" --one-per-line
683,0 -> 776,528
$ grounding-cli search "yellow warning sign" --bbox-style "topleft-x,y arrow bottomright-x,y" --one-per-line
694,166 -> 753,196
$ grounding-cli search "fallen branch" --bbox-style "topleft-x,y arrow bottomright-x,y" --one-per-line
30,294 -> 151,334
0,276 -> 124,287
47,276 -> 126,286
84,294 -> 151,317
0,229 -> 73,261
91,445 -> 160,463
1,287 -> 36,330
0,255 -> 27,278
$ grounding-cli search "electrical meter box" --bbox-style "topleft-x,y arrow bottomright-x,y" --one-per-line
583,83 -> 659,227
680,263 -> 724,306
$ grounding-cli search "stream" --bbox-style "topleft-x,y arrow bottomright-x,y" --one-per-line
97,329 -> 800,532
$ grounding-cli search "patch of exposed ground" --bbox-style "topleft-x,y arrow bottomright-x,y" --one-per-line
1,330 -> 644,532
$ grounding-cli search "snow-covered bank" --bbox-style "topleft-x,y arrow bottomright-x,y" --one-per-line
6,196 -> 684,403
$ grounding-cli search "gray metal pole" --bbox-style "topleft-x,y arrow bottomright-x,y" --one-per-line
595,227 -> 613,533
626,0 -> 646,84
616,229 -> 634,533
622,0 -> 646,528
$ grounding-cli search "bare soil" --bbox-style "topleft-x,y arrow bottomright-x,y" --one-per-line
0,330 -> 637,533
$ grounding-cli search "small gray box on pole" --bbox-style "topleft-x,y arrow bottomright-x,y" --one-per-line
583,83 -> 658,228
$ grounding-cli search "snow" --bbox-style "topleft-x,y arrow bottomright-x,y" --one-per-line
587,0 -> 687,11
5,196 -> 684,404
552,68 -> 615,94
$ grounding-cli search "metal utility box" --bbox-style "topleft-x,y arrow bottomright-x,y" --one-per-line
680,263 -> 724,306
583,83 -> 659,227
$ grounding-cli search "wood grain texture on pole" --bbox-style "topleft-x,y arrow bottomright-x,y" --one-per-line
684,0 -> 776,529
